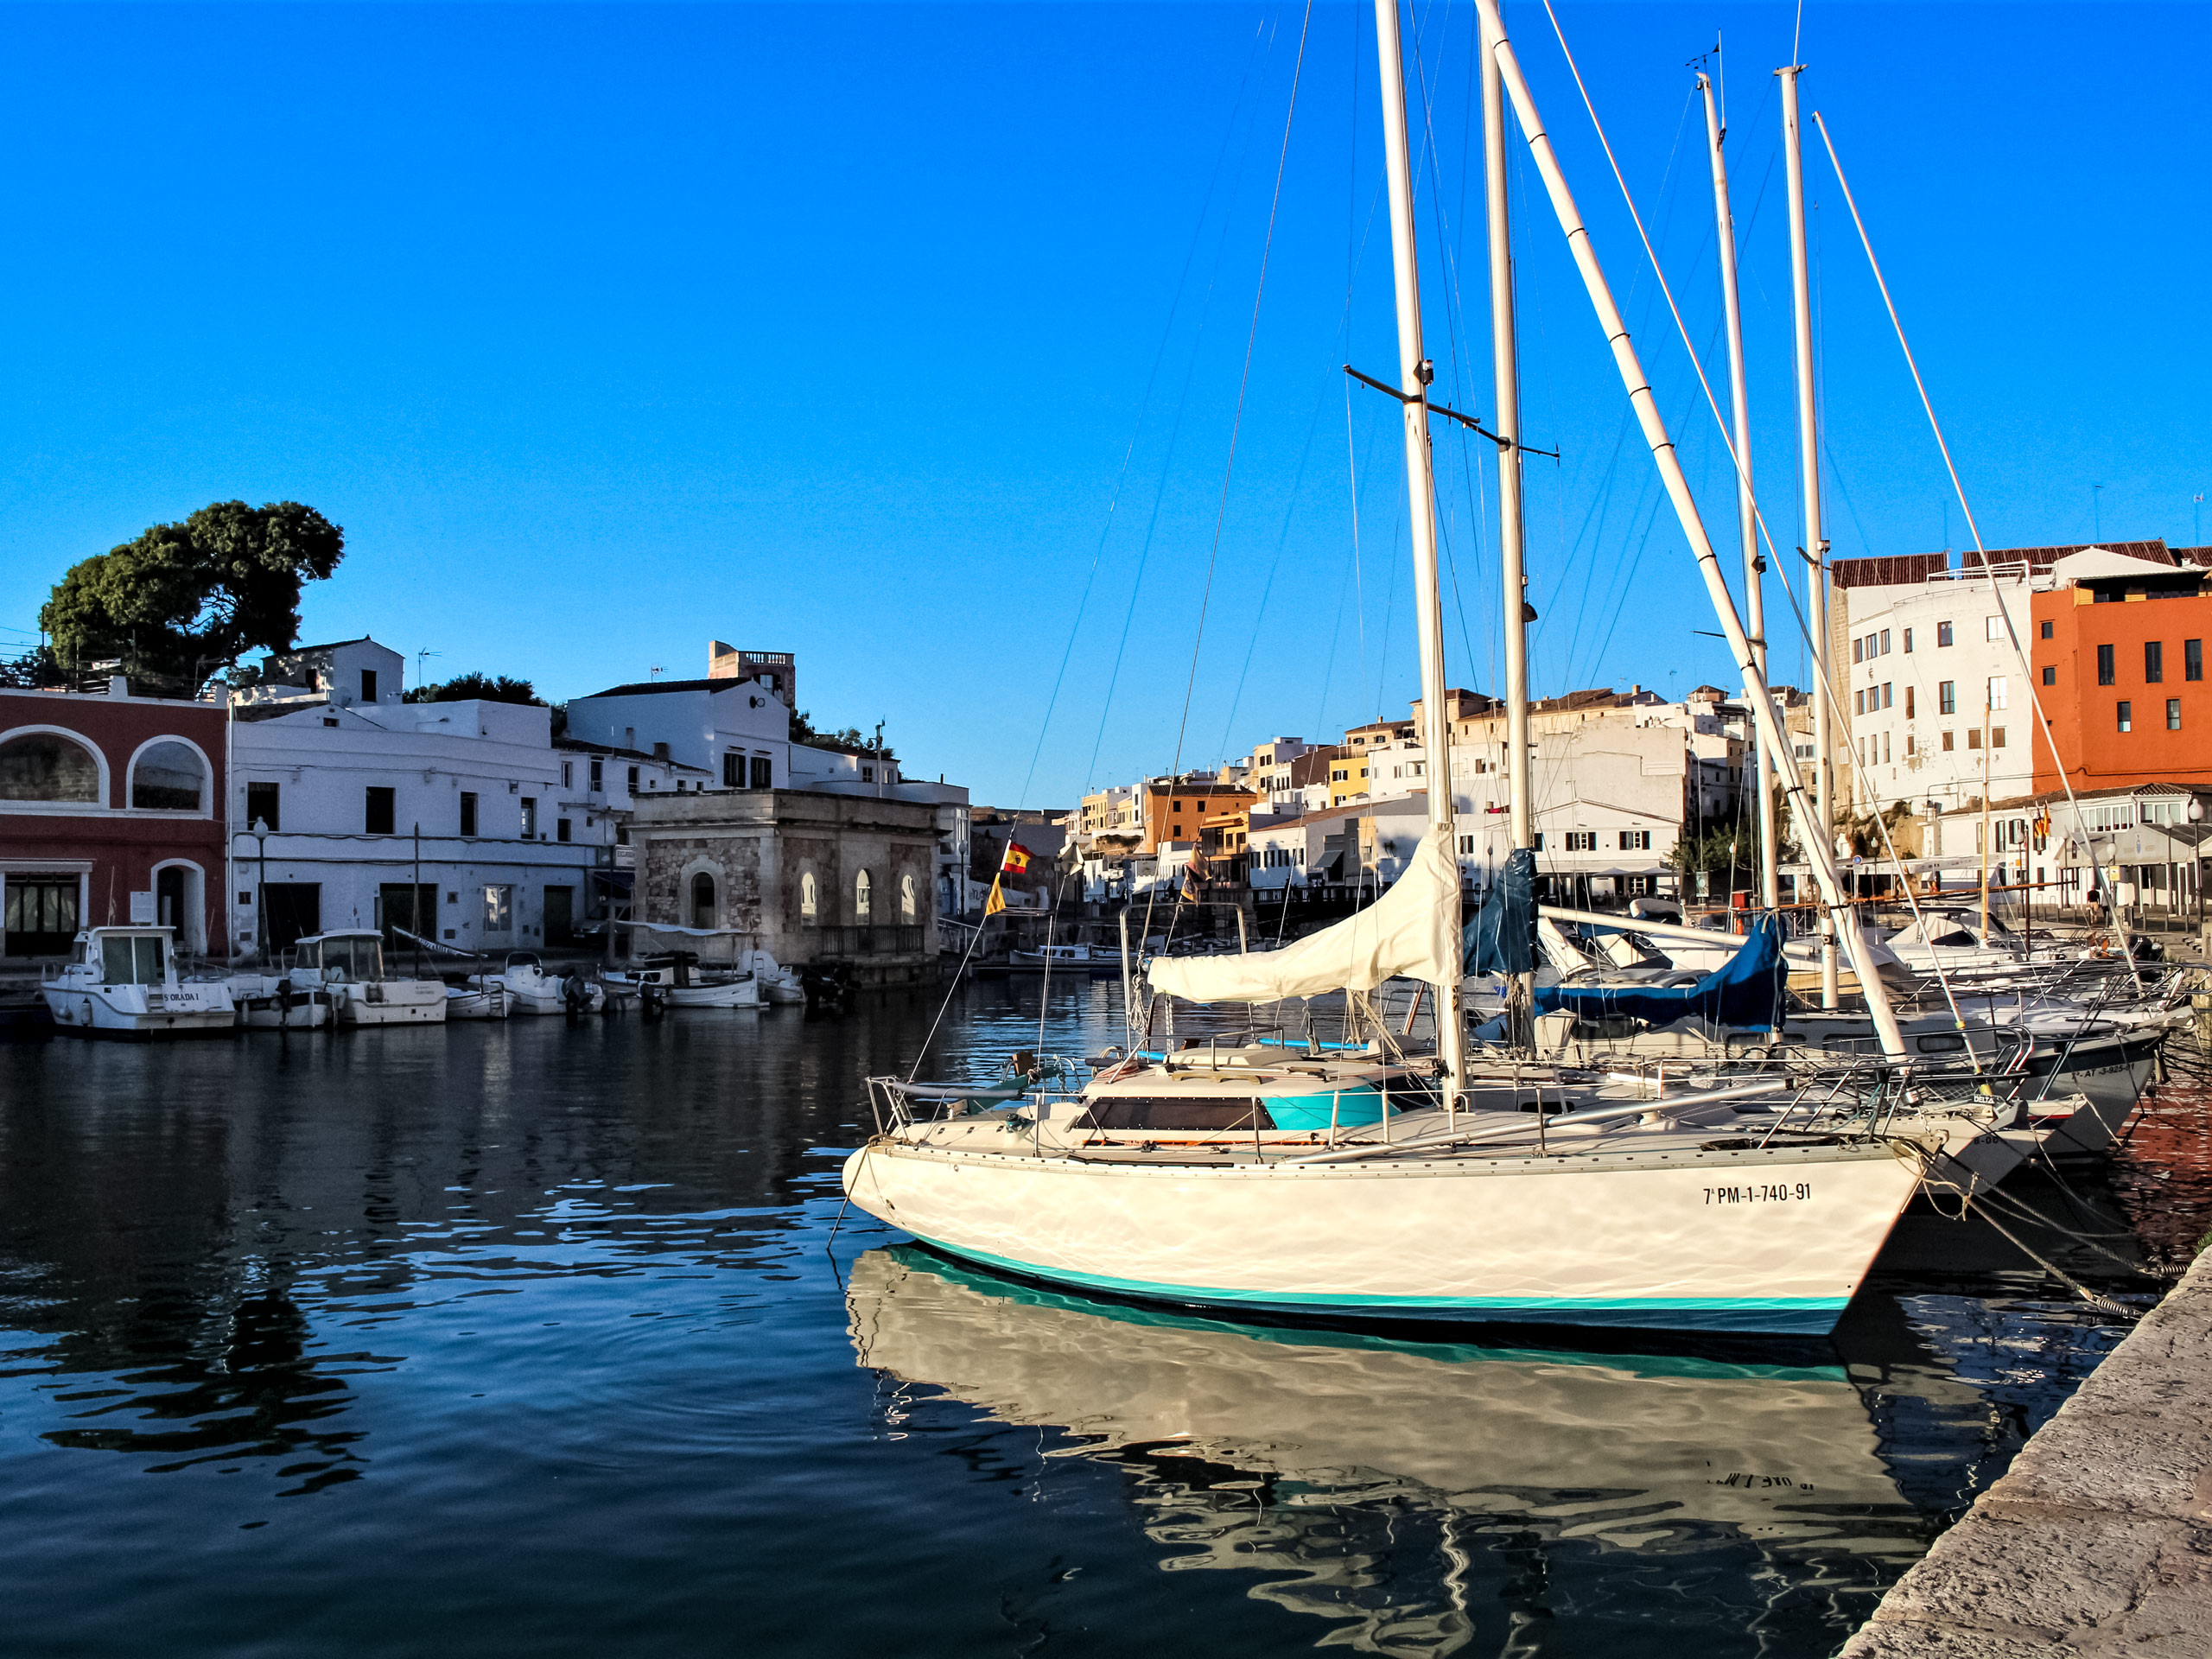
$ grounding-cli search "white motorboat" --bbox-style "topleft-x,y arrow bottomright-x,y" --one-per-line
476,951 -> 602,1015
1878,907 -> 2070,986
607,952 -> 761,1009
286,931 -> 448,1027
443,983 -> 509,1020
226,973 -> 333,1030
41,927 -> 236,1037
745,948 -> 808,1005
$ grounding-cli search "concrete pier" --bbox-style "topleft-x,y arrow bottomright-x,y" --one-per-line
1842,1249 -> 2212,1656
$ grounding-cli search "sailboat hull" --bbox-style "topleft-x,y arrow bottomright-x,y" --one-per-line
841,1140 -> 1921,1335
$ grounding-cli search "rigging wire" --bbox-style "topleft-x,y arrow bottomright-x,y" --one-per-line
1142,0 -> 1317,962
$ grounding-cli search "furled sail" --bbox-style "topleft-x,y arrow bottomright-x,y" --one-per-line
1146,831 -> 1459,1004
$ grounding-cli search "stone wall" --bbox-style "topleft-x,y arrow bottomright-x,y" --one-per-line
630,788 -> 940,985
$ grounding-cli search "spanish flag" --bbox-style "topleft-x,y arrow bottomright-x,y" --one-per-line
1001,841 -> 1033,875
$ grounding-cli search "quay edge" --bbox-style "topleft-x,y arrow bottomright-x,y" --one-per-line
1839,1244 -> 2212,1656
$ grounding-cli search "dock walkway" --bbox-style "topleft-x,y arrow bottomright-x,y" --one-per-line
1842,1248 -> 2212,1656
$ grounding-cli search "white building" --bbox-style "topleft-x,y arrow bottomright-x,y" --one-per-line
227,637 -> 709,959
1835,556 -> 2043,823
565,674 -> 796,791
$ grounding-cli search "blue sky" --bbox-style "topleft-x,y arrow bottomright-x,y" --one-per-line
2,3 -> 2205,807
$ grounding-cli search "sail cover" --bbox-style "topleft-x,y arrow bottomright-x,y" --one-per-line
1146,830 -> 1460,1004
1534,914 -> 1788,1031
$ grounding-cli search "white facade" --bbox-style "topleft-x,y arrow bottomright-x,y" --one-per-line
1840,564 -> 2044,820
565,677 -> 795,791
229,697 -> 703,961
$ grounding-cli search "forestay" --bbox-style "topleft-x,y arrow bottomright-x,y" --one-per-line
1146,831 -> 1460,1005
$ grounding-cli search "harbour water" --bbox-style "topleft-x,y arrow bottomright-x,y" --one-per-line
0,981 -> 2202,1657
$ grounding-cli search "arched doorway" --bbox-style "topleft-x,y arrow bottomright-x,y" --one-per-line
690,872 -> 716,929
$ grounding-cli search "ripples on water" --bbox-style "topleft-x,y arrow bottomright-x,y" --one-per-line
0,980 -> 2195,1656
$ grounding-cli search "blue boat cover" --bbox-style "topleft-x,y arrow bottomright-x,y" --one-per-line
1534,914 -> 1787,1032
1464,849 -> 1537,976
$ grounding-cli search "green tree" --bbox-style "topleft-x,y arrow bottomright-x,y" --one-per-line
41,500 -> 345,689
404,672 -> 544,706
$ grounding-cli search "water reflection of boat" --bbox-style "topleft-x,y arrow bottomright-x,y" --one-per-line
847,1248 -> 1925,1653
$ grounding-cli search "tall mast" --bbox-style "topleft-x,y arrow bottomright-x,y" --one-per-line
1469,0 -> 1909,1059
1700,69 -> 1778,911
1780,64 -> 1839,1006
1482,2 -> 1535,1037
1372,0 -> 1466,1094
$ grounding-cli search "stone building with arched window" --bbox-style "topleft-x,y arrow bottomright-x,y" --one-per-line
627,787 -> 941,987
1,683 -> 229,961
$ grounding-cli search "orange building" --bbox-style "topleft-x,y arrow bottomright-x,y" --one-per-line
2033,551 -> 2212,793
1138,779 -> 1257,854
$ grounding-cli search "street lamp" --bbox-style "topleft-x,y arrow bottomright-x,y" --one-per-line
233,817 -> 272,964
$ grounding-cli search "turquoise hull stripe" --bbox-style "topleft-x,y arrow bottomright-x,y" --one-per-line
902,1233 -> 1850,1333
1262,1085 -> 1392,1131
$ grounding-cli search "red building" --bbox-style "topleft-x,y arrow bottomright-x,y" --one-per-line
2032,549 -> 2212,794
1,683 -> 231,962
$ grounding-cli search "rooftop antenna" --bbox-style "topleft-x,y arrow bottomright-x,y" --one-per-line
648,664 -> 664,680
414,647 -> 441,691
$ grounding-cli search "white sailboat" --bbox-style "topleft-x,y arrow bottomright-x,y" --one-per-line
842,0 -> 1945,1337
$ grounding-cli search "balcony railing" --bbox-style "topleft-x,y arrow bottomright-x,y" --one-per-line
807,924 -> 925,959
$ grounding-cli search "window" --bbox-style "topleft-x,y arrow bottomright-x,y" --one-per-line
365,785 -> 396,836
483,885 -> 513,934
1967,729 -> 1981,750
1882,733 -> 1891,763
2040,620 -> 2053,639
100,933 -> 166,987
860,765 -> 874,783
1985,616 -> 2003,641
562,760 -> 573,789
0,731 -> 100,803
1939,681 -> 1956,715
4,873 -> 79,950
2118,701 -> 2133,733
1619,830 -> 1651,850
245,781 -> 281,833
901,873 -> 917,921
1903,627 -> 1914,652
750,756 -> 771,790
1883,683 -> 1894,709
1942,731 -> 1955,751
361,669 -> 378,703
589,758 -> 604,792
130,741 -> 206,810
2169,699 -> 2183,731
1880,629 -> 1891,655
460,791 -> 479,836
2042,665 -> 2056,685
626,766 -> 639,794
1991,727 -> 2006,748
1852,638 -> 1864,664
2189,640 -> 2203,682
1906,734 -> 1916,755
724,753 -> 742,788
1936,621 -> 1954,647
1854,690 -> 1866,715
2145,641 -> 2164,683
1532,833 -> 1545,850
1905,685 -> 1916,717
855,869 -> 872,920
690,872 -> 715,928
800,872 -> 818,923
556,818 -> 571,842
520,798 -> 537,838
1986,677 -> 2006,711
2098,644 -> 2115,685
